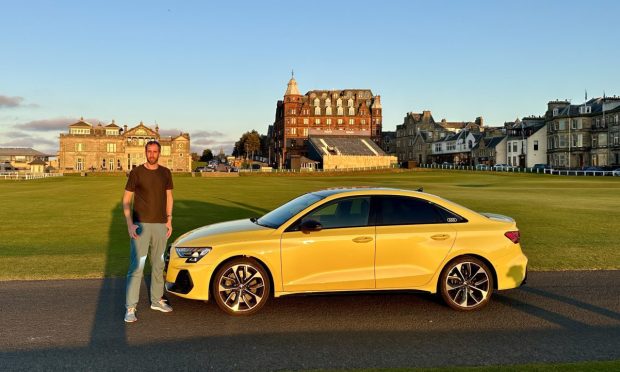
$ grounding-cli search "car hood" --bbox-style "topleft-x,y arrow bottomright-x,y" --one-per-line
173,218 -> 274,247
479,212 -> 515,223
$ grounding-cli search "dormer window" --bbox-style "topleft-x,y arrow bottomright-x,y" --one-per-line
313,98 -> 320,107
336,98 -> 342,107
325,98 -> 331,107
579,106 -> 591,114
553,108 -> 559,117
347,99 -> 354,107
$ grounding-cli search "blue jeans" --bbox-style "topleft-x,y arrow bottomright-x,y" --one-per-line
126,223 -> 167,309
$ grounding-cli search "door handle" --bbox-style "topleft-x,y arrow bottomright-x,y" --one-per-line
431,234 -> 450,241
352,236 -> 373,243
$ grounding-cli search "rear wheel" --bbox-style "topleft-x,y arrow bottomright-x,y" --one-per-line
439,256 -> 493,311
212,258 -> 270,316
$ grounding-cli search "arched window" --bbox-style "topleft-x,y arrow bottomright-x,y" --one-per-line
326,107 -> 332,115
325,98 -> 331,106
314,107 -> 321,115
348,99 -> 354,107
314,98 -> 320,107
348,107 -> 355,116
337,106 -> 343,115
337,98 -> 342,107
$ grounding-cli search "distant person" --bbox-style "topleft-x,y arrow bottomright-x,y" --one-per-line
122,140 -> 174,323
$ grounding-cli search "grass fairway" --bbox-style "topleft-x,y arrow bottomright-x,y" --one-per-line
0,170 -> 618,280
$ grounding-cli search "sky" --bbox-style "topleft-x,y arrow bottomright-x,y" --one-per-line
1,0 -> 619,155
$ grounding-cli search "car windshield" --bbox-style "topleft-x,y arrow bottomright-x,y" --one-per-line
256,193 -> 325,228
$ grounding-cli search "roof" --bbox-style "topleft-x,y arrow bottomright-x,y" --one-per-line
28,158 -> 47,165
285,77 -> 301,95
0,148 -> 49,156
308,136 -> 387,157
484,136 -> 506,148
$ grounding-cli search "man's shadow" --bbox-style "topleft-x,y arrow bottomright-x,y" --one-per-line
89,199 -> 264,347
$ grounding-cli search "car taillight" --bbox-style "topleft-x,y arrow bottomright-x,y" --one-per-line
505,231 -> 520,244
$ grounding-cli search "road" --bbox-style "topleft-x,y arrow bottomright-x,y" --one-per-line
1,271 -> 619,371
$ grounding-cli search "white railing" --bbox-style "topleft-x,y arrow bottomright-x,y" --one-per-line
418,164 -> 619,176
0,172 -> 64,180
238,165 -> 400,173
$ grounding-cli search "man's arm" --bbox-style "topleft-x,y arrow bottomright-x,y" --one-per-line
166,189 -> 173,238
123,190 -> 139,239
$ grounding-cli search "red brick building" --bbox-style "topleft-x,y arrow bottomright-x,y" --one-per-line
271,76 -> 383,168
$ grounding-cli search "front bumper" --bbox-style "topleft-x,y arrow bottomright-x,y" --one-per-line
166,270 -> 194,294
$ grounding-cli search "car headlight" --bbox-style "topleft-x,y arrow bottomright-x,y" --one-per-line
175,247 -> 212,263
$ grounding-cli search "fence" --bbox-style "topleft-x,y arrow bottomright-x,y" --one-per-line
419,164 -> 620,176
238,164 -> 400,173
0,172 -> 64,180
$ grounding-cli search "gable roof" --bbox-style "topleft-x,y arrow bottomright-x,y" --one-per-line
0,147 -> 49,157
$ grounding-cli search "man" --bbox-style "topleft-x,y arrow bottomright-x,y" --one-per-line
123,140 -> 174,323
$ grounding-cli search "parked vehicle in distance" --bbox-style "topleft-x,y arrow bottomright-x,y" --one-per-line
531,164 -> 550,172
165,187 -> 528,315
493,164 -> 514,171
475,164 -> 491,170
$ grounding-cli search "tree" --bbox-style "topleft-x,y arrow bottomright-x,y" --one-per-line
234,130 -> 262,160
190,152 -> 200,161
200,149 -> 213,162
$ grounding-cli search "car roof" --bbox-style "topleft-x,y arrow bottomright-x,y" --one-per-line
312,187 -> 421,198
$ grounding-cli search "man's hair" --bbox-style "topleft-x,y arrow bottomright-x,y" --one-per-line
145,140 -> 161,151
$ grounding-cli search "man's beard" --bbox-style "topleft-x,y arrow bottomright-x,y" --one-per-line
147,156 -> 159,165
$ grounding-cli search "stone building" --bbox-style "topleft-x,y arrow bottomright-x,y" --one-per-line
271,76 -> 383,169
395,110 -> 483,166
58,118 -> 191,172
545,97 -> 620,168
0,147 -> 51,170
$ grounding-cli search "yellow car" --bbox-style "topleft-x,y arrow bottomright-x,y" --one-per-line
165,187 -> 527,315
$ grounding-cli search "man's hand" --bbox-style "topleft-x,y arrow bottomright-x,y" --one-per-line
128,224 -> 139,239
166,220 -> 173,238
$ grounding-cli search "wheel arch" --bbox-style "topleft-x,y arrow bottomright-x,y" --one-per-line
209,255 -> 276,299
437,253 -> 498,292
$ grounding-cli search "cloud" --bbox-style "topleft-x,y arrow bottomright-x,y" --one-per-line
0,95 -> 24,108
1,131 -> 30,138
158,128 -> 185,137
0,136 -> 57,149
13,117 -> 105,132
191,130 -> 225,137
0,95 -> 38,109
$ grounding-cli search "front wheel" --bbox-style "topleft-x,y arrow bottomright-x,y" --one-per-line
439,256 -> 493,311
212,258 -> 270,316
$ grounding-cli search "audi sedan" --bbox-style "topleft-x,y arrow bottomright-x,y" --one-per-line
165,188 -> 528,315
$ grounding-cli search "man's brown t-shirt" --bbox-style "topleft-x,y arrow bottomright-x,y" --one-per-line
125,164 -> 173,223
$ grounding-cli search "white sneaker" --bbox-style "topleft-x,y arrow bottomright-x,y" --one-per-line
124,307 -> 137,323
150,299 -> 173,313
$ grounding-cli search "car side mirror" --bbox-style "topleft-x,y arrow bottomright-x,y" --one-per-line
300,219 -> 322,233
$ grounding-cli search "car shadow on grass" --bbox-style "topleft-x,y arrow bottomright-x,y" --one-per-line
88,199 -> 265,347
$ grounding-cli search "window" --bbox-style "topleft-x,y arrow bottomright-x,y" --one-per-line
558,120 -> 566,130
325,98 -> 331,106
291,109 -> 296,115
337,106 -> 343,115
315,119 -> 320,125
106,143 -> 116,153
512,142 -> 517,152
76,158 -> 84,171
553,108 -> 559,116
314,107 -> 321,115
349,119 -> 354,125
302,128 -> 308,136
571,119 -> 577,129
348,98 -> 354,107
106,129 -> 118,135
162,145 -> 171,156
326,107 -> 332,115
534,140 -> 539,151
361,119 -> 366,125
376,196 -> 460,225
303,118 -> 309,125
579,106 -> 591,114
290,127 -> 297,135
75,143 -> 84,151
337,119 -> 343,125
102,159 -> 106,168
314,98 -> 320,106
326,118 -> 332,125
337,98 -> 342,107
348,107 -> 355,116
291,118 -> 296,124
299,197 -> 370,229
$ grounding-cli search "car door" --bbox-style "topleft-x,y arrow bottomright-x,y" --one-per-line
374,195 -> 457,289
280,196 -> 375,292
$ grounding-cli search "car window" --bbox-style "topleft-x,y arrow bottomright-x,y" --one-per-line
257,192 -> 325,228
376,196 -> 445,225
300,196 -> 371,229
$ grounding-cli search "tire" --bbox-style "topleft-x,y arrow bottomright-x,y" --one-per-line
211,257 -> 270,316
439,256 -> 493,311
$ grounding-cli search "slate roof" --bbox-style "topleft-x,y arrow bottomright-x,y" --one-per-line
308,136 -> 387,157
0,148 -> 49,156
